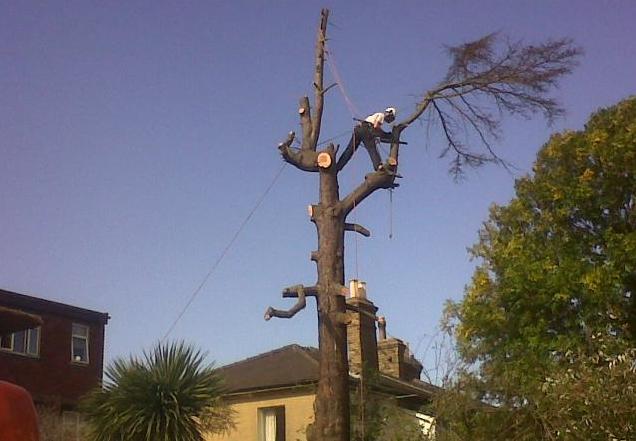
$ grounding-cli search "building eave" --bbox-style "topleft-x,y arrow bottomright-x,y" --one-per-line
0,289 -> 109,325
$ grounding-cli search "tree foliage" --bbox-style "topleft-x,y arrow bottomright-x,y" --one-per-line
81,341 -> 234,441
349,374 -> 429,441
438,97 -> 636,440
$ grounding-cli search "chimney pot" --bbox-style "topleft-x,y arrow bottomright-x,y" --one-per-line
349,279 -> 367,299
346,280 -> 378,374
378,316 -> 387,341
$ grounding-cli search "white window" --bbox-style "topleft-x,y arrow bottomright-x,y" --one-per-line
258,406 -> 285,441
71,323 -> 89,364
0,327 -> 40,356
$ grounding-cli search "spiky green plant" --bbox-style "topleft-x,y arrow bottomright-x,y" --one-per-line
81,341 -> 234,441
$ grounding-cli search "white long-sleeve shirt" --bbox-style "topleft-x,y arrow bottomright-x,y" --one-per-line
364,112 -> 386,128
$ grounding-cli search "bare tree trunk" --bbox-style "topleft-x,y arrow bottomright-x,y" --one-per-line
311,157 -> 350,440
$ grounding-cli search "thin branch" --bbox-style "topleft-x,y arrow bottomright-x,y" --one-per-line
344,223 -> 371,237
321,82 -> 338,96
310,9 -> 329,149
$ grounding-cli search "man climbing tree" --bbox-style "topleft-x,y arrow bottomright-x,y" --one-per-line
337,107 -> 397,171
265,9 -> 580,441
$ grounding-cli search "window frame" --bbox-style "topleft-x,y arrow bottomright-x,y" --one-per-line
257,405 -> 286,441
71,323 -> 90,364
0,327 -> 40,357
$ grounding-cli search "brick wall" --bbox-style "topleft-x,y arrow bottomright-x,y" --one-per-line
346,296 -> 379,374
378,338 -> 423,381
0,298 -> 107,408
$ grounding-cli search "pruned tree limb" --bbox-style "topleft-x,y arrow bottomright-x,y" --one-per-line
344,223 -> 370,237
278,131 -> 320,172
265,285 -> 308,320
339,171 -> 397,218
282,284 -> 318,297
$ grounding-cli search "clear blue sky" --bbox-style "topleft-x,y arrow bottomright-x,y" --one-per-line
2,1 -> 635,377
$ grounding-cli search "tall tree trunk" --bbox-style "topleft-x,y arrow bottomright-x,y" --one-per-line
311,163 -> 349,440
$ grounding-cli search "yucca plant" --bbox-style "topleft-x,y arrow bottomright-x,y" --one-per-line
81,341 -> 234,441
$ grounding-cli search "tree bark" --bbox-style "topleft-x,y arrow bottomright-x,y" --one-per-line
309,151 -> 350,440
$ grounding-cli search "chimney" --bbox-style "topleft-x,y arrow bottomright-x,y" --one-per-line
378,316 -> 387,341
346,280 -> 378,374
377,317 -> 423,381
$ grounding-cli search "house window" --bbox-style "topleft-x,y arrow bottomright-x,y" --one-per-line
258,406 -> 285,441
0,327 -> 40,356
71,323 -> 89,364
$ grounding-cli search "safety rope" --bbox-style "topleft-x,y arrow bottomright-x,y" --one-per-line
325,42 -> 361,281
325,43 -> 361,118
162,162 -> 288,341
389,189 -> 394,240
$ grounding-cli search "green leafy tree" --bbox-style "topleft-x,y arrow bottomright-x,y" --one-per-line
349,370 -> 430,441
81,341 -> 234,441
438,97 -> 636,440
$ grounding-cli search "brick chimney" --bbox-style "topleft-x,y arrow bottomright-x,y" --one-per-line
346,280 -> 378,374
377,317 -> 423,381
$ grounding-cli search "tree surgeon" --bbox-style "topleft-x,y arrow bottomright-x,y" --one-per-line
336,107 -> 398,171
264,9 -> 580,441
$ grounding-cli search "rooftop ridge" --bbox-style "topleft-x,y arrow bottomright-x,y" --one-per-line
220,343 -> 318,370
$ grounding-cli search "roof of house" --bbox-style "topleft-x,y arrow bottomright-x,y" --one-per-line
0,288 -> 109,325
220,344 -> 320,394
219,344 -> 440,402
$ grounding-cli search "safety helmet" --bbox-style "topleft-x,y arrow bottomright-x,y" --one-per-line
385,107 -> 396,116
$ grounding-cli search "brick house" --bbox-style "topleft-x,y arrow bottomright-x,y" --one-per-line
207,280 -> 438,441
0,288 -> 109,411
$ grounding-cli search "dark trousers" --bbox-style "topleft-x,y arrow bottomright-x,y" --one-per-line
337,123 -> 390,171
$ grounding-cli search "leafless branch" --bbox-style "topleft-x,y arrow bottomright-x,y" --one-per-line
398,33 -> 581,176
310,9 -> 329,149
344,223 -> 371,237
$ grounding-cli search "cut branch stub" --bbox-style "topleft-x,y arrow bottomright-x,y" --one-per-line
344,223 -> 370,237
279,131 -> 320,172
317,152 -> 332,169
264,285 -> 310,321
283,284 -> 318,297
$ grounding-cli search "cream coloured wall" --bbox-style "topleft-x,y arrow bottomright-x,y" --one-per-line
207,388 -> 315,441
